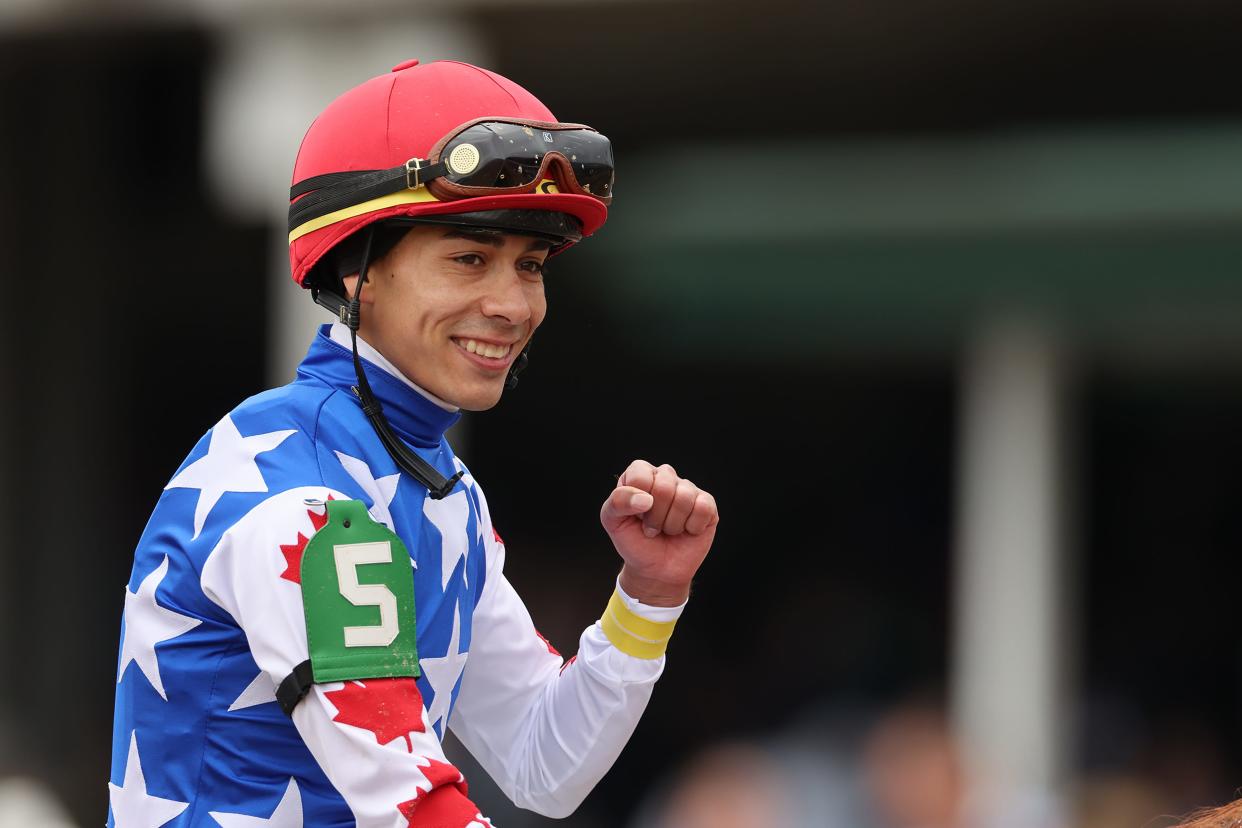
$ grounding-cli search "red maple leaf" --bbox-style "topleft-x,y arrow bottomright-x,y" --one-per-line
397,758 -> 474,826
309,497 -> 331,530
279,533 -> 311,584
279,495 -> 333,585
325,677 -> 426,752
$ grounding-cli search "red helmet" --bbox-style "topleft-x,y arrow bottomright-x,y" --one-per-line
288,59 -> 610,289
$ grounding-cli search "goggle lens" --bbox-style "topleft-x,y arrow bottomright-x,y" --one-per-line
442,122 -> 615,196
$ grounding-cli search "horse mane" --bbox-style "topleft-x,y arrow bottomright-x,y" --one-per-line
1175,799 -> 1242,827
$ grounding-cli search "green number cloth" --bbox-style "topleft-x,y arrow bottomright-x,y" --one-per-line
300,499 -> 419,683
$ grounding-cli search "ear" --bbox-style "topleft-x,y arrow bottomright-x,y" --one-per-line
340,273 -> 375,304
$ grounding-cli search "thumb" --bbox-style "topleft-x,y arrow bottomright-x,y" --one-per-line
600,485 -> 655,532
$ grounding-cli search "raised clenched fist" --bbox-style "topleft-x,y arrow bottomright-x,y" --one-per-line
599,459 -> 719,607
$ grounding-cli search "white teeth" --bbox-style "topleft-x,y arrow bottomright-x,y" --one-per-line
455,338 -> 512,359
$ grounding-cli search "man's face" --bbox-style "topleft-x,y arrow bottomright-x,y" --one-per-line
347,224 -> 552,411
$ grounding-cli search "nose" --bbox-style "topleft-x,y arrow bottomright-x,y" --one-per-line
479,269 -> 535,326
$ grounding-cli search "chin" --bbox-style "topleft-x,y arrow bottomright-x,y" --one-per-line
458,391 -> 505,412
449,380 -> 507,412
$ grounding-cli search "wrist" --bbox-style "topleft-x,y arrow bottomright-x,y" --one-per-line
617,566 -> 691,607
599,586 -> 681,660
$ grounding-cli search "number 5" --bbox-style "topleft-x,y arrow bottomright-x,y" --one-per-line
334,542 -> 399,647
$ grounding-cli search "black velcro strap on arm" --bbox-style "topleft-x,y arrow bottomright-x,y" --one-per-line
276,660 -> 315,717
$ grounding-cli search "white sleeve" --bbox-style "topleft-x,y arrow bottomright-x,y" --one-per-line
200,486 -> 491,828
448,490 -> 684,819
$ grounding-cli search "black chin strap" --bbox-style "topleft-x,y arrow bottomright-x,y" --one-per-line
504,344 -> 529,390
347,227 -> 463,500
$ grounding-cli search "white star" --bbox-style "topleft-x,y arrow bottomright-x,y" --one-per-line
422,488 -> 470,591
109,732 -> 188,828
333,451 -> 400,529
227,670 -> 277,712
419,599 -> 469,738
453,458 -> 485,548
117,556 -> 201,701
166,415 -> 296,540
209,778 -> 302,827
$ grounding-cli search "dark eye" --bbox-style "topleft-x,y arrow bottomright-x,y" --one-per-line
454,253 -> 484,266
519,259 -> 547,276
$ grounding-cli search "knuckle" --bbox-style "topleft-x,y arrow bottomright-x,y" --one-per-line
622,458 -> 648,475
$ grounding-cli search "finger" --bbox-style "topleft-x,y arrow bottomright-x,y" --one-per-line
642,464 -> 679,537
662,479 -> 699,536
618,459 -> 656,493
600,485 -> 655,531
684,491 -> 718,535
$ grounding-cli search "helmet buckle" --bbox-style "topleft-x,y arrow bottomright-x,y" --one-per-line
338,300 -> 362,331
404,157 -> 425,190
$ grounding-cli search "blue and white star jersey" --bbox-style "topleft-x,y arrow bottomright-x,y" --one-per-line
109,323 -> 682,828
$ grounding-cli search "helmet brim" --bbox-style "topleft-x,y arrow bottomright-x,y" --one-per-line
385,209 -> 584,245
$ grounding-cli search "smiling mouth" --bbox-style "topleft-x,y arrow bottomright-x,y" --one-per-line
452,337 -> 514,360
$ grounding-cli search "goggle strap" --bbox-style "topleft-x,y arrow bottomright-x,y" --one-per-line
289,160 -> 449,233
290,169 -> 380,199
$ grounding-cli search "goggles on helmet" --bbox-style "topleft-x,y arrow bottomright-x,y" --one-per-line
288,118 -> 614,242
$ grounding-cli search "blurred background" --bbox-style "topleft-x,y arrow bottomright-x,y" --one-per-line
3,0 -> 1242,826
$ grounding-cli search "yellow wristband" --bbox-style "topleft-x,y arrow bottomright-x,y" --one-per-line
599,589 -> 678,660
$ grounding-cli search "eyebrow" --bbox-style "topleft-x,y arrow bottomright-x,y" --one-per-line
443,229 -> 554,252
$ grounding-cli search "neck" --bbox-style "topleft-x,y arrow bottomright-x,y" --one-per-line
328,322 -> 458,412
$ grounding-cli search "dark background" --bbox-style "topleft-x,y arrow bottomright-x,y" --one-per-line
2,3 -> 1242,825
